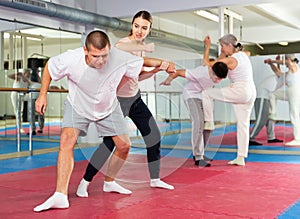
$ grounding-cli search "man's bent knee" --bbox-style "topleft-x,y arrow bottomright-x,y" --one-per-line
112,135 -> 131,156
115,141 -> 130,155
60,128 -> 80,150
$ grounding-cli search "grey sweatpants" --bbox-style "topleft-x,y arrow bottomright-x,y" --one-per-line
250,98 -> 275,141
185,98 -> 211,160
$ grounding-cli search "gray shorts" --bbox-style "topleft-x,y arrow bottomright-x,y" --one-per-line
62,99 -> 128,137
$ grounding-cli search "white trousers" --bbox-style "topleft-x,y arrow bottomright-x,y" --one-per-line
270,86 -> 300,140
203,81 -> 256,157
11,92 -> 24,129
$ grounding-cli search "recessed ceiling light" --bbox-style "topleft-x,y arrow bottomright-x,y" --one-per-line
194,10 -> 219,22
278,41 -> 288,46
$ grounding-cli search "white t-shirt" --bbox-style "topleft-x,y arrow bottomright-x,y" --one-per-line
13,77 -> 28,89
48,47 -> 143,121
183,65 -> 214,100
29,82 -> 41,99
257,75 -> 280,99
228,52 -> 254,83
286,67 -> 300,87
12,75 -> 29,97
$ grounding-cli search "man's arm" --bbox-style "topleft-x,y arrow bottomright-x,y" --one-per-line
138,57 -> 176,81
143,57 -> 176,74
35,62 -> 52,115
138,67 -> 161,81
160,69 -> 186,86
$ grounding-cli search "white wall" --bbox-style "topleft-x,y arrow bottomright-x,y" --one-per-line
0,3 -> 295,124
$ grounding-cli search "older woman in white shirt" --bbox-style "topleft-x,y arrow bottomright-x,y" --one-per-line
202,34 -> 256,166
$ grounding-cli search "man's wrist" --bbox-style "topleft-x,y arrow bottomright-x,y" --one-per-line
159,60 -> 169,70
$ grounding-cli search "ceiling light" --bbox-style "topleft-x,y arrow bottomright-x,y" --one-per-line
195,9 -> 243,23
26,37 -> 42,41
278,41 -> 288,46
194,10 -> 219,22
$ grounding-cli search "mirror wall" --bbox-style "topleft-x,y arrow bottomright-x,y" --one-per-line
0,19 -> 82,157
249,54 -> 297,149
0,9 -> 297,159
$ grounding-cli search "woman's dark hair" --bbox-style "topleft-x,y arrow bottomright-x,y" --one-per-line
129,10 -> 152,36
234,42 -> 244,51
85,30 -> 111,51
212,62 -> 228,79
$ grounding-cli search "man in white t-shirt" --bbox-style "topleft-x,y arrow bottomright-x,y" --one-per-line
249,75 -> 283,145
160,62 -> 228,167
33,30 -> 176,212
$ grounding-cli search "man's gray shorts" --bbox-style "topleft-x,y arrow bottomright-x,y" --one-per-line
62,99 -> 129,137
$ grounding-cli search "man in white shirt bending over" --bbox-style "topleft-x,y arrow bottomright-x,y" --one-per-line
33,30 -> 175,212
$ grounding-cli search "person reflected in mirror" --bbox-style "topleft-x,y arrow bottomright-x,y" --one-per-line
8,69 -> 31,134
249,73 -> 284,145
264,54 -> 300,146
27,74 -> 44,135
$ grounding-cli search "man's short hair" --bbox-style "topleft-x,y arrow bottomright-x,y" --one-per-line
85,30 -> 111,51
212,62 -> 228,79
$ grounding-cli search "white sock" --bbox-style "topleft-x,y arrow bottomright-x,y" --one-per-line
33,192 -> 69,212
103,181 -> 132,194
76,178 -> 90,198
150,179 -> 174,190
285,139 -> 300,146
228,156 -> 245,166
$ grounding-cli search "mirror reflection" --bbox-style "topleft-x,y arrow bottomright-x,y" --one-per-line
0,10 -> 299,160
0,20 -> 81,156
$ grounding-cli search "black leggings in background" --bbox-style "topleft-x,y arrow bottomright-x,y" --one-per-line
83,94 -> 161,181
